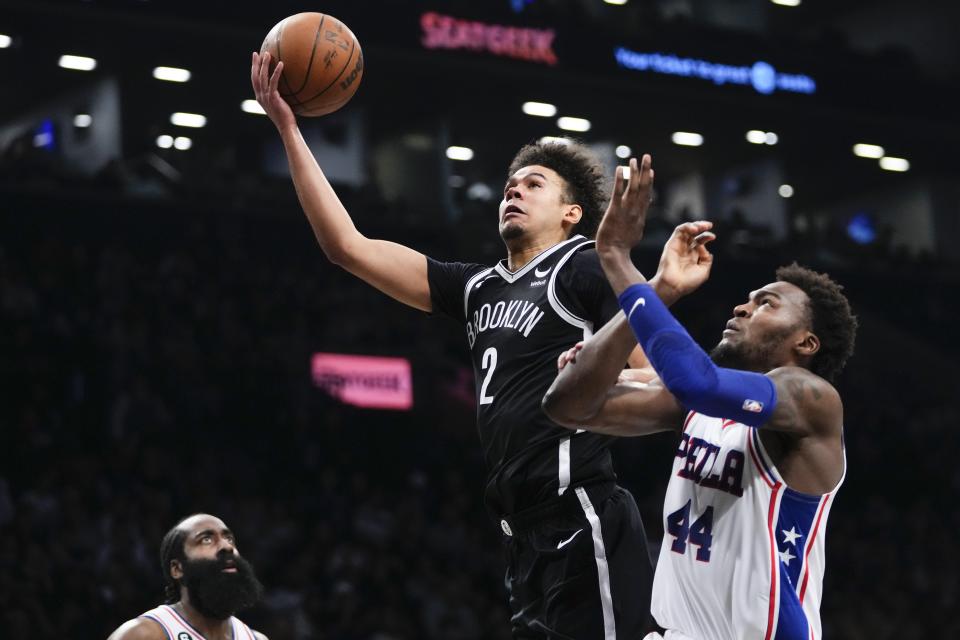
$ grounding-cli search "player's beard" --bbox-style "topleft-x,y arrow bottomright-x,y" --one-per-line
500,220 -> 525,241
180,551 -> 264,620
709,325 -> 796,373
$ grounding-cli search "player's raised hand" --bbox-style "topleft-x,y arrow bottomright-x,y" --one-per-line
251,51 -> 297,132
595,155 -> 655,256
654,221 -> 716,302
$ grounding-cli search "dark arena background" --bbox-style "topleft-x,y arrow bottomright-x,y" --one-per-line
2,1 -> 959,638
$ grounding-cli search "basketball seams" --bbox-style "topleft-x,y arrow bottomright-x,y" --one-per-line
298,34 -> 357,105
299,85 -> 356,116
275,18 -> 305,108
290,14 -> 326,96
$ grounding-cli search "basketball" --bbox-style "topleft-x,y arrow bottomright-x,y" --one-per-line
259,12 -> 364,117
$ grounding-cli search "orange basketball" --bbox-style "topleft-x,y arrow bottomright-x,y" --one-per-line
259,12 -> 364,117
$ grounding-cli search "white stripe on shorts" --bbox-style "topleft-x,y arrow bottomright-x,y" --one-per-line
576,486 -> 616,640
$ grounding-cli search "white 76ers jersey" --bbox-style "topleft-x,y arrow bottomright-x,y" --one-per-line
652,412 -> 844,640
140,604 -> 257,640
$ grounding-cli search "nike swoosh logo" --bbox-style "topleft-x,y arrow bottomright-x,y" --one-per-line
627,297 -> 646,319
534,266 -> 551,278
557,528 -> 584,550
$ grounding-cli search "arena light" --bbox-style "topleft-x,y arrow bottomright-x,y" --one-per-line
557,116 -> 591,132
771,0 -> 801,5
174,136 -> 193,151
58,54 -> 97,71
170,112 -> 206,128
0,34 -> 11,48
604,0 -> 629,5
153,66 -> 191,83
539,136 -> 571,146
671,131 -> 704,147
446,146 -> 474,161
156,135 -> 174,149
615,145 -> 631,159
522,101 -> 557,117
879,156 -> 910,172
765,131 -> 779,145
778,184 -> 795,198
241,99 -> 266,115
746,130 -> 766,144
73,114 -> 92,128
853,143 -> 884,159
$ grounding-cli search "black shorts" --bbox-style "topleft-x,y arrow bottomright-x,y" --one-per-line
502,483 -> 654,640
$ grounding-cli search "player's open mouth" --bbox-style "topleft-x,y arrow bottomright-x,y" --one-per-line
503,204 -> 525,220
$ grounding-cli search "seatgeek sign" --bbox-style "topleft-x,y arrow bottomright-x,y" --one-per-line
614,46 -> 816,95
420,12 -> 558,65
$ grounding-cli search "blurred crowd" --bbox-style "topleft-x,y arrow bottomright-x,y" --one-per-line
1,185 -> 958,639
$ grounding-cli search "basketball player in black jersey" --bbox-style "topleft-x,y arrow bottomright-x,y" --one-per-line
253,51 -> 675,638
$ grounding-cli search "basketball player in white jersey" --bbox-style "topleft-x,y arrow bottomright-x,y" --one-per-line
544,155 -> 858,640
107,514 -> 267,640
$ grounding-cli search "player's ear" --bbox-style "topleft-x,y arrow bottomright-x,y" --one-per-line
564,204 -> 583,226
170,559 -> 184,580
795,331 -> 819,358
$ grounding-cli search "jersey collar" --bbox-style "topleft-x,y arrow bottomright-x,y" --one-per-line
494,235 -> 587,283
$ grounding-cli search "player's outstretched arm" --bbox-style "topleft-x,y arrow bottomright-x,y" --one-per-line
251,52 -> 431,312
543,312 -> 685,436
106,618 -> 166,640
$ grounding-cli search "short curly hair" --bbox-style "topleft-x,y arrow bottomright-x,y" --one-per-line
776,263 -> 858,383
507,140 -> 608,238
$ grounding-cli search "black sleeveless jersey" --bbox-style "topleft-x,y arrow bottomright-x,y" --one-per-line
428,235 -> 622,515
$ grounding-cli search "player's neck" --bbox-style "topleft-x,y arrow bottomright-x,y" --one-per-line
505,231 -> 570,271
174,599 -> 232,640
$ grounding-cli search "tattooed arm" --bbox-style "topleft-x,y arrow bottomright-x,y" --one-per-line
764,366 -> 842,436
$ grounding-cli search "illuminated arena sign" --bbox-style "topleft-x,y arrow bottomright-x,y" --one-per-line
614,47 -> 816,95
312,353 -> 413,410
421,12 -> 558,66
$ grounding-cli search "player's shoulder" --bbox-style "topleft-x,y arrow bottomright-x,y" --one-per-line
564,242 -> 600,263
766,366 -> 843,430
106,616 -> 167,640
427,256 -> 489,282
554,243 -> 603,283
767,366 -> 840,401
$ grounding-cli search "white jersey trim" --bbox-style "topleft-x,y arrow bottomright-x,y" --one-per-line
752,427 -> 847,496
462,267 -> 495,321
576,486 -> 617,640
546,239 -> 595,330
557,437 -> 571,495
493,235 -> 587,283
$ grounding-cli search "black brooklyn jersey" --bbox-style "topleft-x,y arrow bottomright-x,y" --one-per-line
428,235 -> 622,514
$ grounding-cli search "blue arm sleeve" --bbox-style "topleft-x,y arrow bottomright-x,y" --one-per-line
618,283 -> 777,427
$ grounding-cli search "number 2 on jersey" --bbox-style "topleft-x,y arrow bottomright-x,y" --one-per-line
666,500 -> 714,561
479,347 -> 497,405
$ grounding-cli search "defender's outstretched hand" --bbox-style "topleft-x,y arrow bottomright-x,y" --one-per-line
654,221 -> 716,303
595,155 -> 655,256
251,51 -> 297,133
